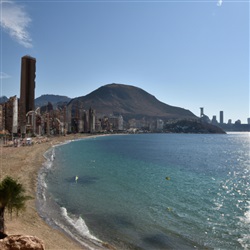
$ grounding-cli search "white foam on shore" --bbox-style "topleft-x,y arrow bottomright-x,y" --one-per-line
37,141 -> 104,250
48,207 -> 102,250
37,149 -> 53,203
60,207 -> 99,241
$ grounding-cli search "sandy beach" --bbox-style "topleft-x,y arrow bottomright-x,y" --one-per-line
0,134 -> 110,250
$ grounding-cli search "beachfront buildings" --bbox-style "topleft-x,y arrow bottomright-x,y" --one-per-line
0,96 -> 18,135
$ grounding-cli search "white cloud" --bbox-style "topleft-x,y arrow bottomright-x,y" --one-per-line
217,0 -> 223,7
0,72 -> 11,79
0,1 -> 32,48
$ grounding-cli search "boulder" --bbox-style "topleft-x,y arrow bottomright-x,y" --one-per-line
0,234 -> 45,250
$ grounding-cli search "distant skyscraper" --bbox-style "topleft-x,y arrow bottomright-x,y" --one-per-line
19,55 -> 36,135
4,96 -> 17,135
118,115 -> 123,130
220,111 -> 224,124
12,96 -> 18,134
248,118 -> 250,124
211,115 -> 218,125
66,103 -> 72,133
200,107 -> 204,117
89,107 -> 95,133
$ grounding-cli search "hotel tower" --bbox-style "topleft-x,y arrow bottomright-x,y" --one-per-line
19,55 -> 36,135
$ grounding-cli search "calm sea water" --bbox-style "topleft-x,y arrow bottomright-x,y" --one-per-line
37,133 -> 250,249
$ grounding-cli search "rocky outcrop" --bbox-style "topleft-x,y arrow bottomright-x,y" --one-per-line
165,119 -> 226,134
0,235 -> 45,250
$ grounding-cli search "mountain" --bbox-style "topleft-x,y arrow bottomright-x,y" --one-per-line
69,83 -> 197,121
35,94 -> 71,107
0,96 -> 8,104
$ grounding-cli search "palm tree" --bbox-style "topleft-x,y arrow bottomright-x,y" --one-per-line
0,176 -> 32,233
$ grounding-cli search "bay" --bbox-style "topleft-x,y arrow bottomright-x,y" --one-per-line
38,133 -> 250,249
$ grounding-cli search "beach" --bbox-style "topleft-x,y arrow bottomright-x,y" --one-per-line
2,133 -> 249,250
0,134 -> 108,250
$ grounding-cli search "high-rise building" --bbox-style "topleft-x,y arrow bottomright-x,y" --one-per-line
220,111 -> 224,124
211,115 -> 218,125
0,105 -> 3,131
19,55 -> 36,135
118,115 -> 124,131
4,96 -> 17,135
200,107 -> 204,117
89,107 -> 95,133
12,96 -> 18,134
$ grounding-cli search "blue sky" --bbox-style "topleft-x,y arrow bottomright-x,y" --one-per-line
0,0 -> 249,123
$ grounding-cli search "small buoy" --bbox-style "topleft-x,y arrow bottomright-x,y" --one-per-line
165,177 -> 170,180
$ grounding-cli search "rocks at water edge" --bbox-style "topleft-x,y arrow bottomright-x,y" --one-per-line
0,235 -> 45,250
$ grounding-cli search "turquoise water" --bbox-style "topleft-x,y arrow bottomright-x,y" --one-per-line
37,133 -> 250,249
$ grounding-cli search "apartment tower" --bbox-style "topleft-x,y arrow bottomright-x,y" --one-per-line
200,107 -> 204,117
220,111 -> 224,124
19,55 -> 36,135
89,107 -> 95,133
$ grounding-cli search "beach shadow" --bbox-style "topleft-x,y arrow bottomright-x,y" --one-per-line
65,176 -> 99,185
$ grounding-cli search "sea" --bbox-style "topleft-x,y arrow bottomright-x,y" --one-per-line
36,133 -> 250,250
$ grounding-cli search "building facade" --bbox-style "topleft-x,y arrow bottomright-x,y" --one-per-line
19,55 -> 36,135
220,111 -> 224,124
89,108 -> 95,133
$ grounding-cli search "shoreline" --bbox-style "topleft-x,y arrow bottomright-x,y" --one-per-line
36,133 -> 207,250
1,134 -> 113,250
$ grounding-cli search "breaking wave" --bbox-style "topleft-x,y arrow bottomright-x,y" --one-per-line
36,145 -> 103,250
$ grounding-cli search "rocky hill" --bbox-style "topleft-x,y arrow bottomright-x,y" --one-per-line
35,94 -> 71,107
69,83 -> 197,121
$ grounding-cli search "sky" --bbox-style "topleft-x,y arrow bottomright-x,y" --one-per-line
0,0 -> 249,123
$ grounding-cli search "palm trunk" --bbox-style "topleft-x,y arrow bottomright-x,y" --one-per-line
0,206 -> 5,233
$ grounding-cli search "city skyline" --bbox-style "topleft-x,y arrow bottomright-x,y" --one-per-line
0,0 -> 249,123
